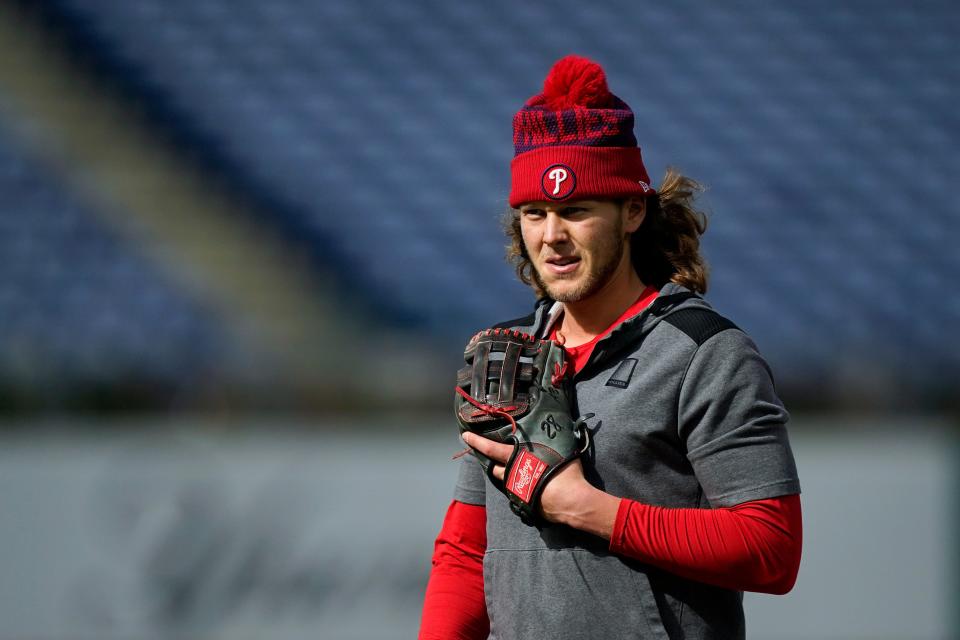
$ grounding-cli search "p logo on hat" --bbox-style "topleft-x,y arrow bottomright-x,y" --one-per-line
508,55 -> 656,208
541,164 -> 576,200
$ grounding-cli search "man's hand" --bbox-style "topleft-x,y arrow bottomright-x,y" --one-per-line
461,431 -> 620,537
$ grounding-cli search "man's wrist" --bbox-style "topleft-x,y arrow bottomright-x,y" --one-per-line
561,484 -> 621,540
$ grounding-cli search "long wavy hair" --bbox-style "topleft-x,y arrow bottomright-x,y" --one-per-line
503,168 -> 710,298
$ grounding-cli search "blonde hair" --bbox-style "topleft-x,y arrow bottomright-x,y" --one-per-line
503,167 -> 710,297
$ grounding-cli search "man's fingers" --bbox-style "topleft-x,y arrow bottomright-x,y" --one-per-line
491,464 -> 505,481
462,432 -> 513,464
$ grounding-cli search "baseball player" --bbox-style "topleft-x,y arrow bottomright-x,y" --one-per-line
419,55 -> 802,640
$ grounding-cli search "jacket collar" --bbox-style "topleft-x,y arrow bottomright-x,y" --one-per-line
532,282 -> 701,338
525,283 -> 706,375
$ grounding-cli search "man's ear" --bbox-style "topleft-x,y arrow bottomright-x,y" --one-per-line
623,198 -> 646,233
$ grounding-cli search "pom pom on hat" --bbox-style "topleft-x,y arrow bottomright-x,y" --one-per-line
541,55 -> 612,110
509,55 -> 655,207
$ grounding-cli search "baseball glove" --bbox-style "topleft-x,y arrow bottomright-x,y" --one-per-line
455,327 -> 592,526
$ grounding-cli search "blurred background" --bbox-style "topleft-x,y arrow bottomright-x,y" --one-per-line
0,0 -> 957,638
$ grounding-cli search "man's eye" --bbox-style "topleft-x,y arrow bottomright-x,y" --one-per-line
522,209 -> 545,217
561,207 -> 586,216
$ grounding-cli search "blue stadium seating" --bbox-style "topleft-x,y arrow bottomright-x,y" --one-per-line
0,109 -> 226,387
29,0 -> 960,394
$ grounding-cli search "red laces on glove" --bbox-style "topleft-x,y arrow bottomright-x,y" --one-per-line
452,387 -> 519,459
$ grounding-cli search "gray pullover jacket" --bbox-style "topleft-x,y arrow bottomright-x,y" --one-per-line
454,283 -> 801,639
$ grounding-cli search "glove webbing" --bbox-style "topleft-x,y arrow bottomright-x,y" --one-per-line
452,386 -> 519,460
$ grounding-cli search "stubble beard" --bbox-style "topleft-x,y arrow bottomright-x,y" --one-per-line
531,231 -> 625,303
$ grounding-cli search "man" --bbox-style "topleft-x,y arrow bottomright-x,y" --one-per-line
419,55 -> 802,640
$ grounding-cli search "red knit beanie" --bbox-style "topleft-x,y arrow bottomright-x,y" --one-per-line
509,55 -> 655,208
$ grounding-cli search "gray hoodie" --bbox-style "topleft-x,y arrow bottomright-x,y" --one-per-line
453,283 -> 801,640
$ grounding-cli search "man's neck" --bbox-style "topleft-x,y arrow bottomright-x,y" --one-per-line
558,261 -> 647,347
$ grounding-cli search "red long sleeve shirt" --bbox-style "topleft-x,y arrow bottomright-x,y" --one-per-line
420,289 -> 802,637
419,500 -> 490,640
419,495 -> 802,638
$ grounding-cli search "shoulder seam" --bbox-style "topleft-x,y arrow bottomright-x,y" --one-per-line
662,308 -> 740,347
670,309 -> 742,448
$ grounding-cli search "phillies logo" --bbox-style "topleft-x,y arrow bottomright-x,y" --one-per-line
540,164 -> 576,200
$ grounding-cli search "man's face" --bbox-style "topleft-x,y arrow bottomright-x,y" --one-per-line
519,199 -> 642,303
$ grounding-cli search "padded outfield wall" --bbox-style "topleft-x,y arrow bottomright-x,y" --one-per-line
0,417 -> 956,639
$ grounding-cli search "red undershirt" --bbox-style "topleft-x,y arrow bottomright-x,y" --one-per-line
419,289 -> 803,640
548,285 -> 661,371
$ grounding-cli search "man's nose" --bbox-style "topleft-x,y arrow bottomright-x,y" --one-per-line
543,212 -> 567,245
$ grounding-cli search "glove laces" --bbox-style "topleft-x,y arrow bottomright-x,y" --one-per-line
551,360 -> 569,386
453,386 -> 518,459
